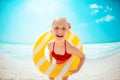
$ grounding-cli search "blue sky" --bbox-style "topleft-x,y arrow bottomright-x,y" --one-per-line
0,0 -> 120,44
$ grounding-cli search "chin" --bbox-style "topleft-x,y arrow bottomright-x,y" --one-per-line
55,37 -> 65,41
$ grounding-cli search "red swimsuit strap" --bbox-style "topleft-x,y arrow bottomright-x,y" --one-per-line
65,40 -> 67,54
52,42 -> 55,52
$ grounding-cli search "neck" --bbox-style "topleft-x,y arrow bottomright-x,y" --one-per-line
55,40 -> 65,47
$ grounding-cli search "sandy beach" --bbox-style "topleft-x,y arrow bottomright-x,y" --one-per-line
0,52 -> 120,80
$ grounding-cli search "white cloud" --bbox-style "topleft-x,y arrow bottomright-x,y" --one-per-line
90,4 -> 103,15
104,5 -> 112,13
91,9 -> 99,15
105,15 -> 114,22
90,4 -> 99,9
90,4 -> 114,23
90,4 -> 103,9
96,15 -> 114,23
90,4 -> 112,15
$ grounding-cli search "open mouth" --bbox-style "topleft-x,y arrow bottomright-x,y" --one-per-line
56,35 -> 64,38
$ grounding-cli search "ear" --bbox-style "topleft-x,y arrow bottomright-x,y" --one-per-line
68,23 -> 71,29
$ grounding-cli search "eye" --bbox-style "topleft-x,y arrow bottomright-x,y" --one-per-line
62,28 -> 67,30
54,27 -> 59,30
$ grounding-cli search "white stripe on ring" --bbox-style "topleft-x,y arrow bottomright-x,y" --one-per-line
44,63 -> 57,75
68,32 -> 75,42
36,56 -> 46,68
56,57 -> 74,79
33,31 -> 51,57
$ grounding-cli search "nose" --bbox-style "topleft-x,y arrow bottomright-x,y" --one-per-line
57,28 -> 63,33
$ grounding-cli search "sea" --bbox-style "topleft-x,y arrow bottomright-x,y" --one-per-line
0,42 -> 120,62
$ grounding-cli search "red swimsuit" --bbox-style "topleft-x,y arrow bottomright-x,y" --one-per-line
51,41 -> 72,64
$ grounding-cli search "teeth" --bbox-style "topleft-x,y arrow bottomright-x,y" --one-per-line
56,35 -> 63,37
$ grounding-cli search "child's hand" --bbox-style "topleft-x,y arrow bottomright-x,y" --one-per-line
69,68 -> 79,74
69,63 -> 81,74
50,61 -> 52,64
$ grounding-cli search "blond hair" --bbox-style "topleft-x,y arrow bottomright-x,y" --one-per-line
52,17 -> 68,26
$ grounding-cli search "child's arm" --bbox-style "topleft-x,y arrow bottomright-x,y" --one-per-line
68,42 -> 86,73
49,52 -> 53,63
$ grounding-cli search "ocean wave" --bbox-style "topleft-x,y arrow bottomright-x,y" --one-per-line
83,42 -> 120,59
0,42 -> 120,61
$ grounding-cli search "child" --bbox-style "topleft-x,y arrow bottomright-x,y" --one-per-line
47,17 -> 85,80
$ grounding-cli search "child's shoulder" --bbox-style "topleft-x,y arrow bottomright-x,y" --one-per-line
66,40 -> 73,46
48,40 -> 54,47
66,40 -> 77,49
47,40 -> 54,51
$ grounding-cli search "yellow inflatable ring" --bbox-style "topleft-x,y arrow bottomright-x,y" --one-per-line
32,30 -> 83,79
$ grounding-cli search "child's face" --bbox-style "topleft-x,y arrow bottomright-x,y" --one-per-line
52,20 -> 69,41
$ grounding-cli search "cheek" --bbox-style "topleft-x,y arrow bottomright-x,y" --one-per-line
64,31 -> 69,36
51,30 -> 57,37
